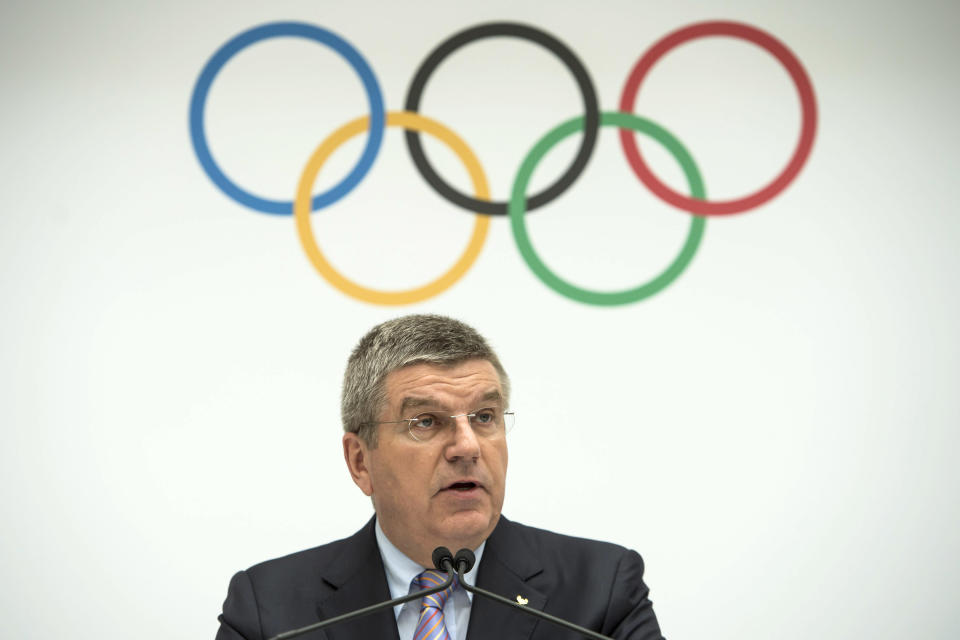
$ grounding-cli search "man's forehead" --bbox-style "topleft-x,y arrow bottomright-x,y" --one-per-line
386,358 -> 499,383
383,359 -> 502,402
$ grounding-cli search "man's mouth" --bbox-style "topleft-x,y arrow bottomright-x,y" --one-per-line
444,481 -> 480,492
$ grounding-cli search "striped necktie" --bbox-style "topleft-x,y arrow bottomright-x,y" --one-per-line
412,569 -> 458,640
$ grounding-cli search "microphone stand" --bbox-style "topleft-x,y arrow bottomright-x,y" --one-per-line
455,556 -> 614,640
267,551 -> 456,640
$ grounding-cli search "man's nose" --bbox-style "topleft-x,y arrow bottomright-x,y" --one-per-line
446,414 -> 481,460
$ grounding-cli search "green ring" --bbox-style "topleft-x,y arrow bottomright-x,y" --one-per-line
508,111 -> 707,306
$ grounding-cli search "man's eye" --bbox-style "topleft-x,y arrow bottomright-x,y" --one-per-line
412,414 -> 438,429
474,409 -> 496,424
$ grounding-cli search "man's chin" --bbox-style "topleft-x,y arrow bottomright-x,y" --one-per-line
434,510 -> 498,549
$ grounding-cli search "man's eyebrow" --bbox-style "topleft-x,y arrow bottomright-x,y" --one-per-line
479,390 -> 504,405
398,390 -> 504,415
399,396 -> 440,415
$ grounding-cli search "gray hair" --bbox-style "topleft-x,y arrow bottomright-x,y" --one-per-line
341,314 -> 510,446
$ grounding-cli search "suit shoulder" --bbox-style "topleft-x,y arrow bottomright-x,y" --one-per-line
243,529 -> 360,586
218,523 -> 381,636
504,518 -> 629,552
499,518 -> 636,569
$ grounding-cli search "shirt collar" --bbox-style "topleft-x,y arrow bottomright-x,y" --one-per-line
374,517 -> 484,613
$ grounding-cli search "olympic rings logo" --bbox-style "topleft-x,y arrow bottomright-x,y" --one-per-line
189,20 -> 817,306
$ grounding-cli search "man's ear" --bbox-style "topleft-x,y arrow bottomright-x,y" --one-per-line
343,433 -> 373,496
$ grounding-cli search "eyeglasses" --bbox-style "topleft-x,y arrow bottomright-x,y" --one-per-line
371,408 -> 516,442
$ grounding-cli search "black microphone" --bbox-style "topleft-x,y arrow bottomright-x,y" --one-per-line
267,546 -> 456,640
453,549 -> 614,640
433,546 -> 455,573
453,548 -> 476,573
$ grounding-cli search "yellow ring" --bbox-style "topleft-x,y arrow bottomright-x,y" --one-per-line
294,111 -> 490,305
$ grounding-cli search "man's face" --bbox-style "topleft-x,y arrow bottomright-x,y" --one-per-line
343,358 -> 508,565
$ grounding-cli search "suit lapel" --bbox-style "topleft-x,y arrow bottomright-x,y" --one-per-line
315,518 -> 401,640
466,517 -> 548,640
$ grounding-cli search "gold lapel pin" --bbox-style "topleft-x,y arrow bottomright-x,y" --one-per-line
516,595 -> 529,605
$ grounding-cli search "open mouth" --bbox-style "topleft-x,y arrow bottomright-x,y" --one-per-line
445,481 -> 479,492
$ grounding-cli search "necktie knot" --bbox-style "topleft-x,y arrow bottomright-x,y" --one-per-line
414,569 -> 458,610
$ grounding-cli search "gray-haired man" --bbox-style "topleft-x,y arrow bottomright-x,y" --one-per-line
216,314 -> 664,640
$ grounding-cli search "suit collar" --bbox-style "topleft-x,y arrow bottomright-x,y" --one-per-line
479,515 -> 544,581
467,516 -> 548,640
315,517 -> 401,640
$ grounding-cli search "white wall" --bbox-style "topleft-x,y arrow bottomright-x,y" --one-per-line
1,0 -> 957,638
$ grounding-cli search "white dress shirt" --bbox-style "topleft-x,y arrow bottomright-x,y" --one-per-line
375,519 -> 485,640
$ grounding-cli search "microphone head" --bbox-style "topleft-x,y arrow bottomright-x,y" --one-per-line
454,548 -> 476,573
432,546 -> 454,572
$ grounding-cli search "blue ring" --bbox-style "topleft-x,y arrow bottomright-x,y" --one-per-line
188,22 -> 385,215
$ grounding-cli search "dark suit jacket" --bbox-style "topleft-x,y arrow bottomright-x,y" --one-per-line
216,516 -> 664,640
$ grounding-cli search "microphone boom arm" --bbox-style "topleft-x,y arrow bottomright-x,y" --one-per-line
268,553 -> 456,640
455,556 -> 613,640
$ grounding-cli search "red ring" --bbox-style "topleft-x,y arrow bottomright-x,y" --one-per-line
618,21 -> 818,216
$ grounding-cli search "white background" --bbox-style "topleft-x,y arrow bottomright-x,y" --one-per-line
1,0 -> 957,638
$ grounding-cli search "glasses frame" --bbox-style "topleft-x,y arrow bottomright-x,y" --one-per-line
367,408 -> 516,442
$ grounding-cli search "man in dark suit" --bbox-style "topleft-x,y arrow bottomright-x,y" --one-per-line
216,315 -> 665,640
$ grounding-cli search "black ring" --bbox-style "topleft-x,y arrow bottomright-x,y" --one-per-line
403,22 -> 600,216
